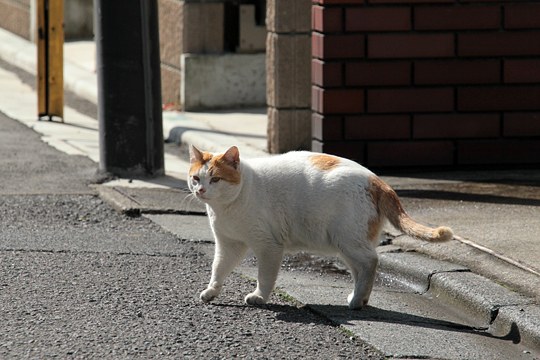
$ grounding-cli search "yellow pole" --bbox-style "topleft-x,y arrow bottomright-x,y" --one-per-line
37,0 -> 64,121
37,0 -> 46,117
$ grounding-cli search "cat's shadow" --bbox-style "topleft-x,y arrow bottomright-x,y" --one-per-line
232,302 -> 521,345
316,304 -> 521,344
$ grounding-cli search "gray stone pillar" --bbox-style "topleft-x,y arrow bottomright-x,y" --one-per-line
266,0 -> 312,153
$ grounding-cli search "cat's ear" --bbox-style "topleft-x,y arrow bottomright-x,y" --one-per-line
223,146 -> 240,169
189,145 -> 204,163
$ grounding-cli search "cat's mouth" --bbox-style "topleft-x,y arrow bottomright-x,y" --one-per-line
195,193 -> 209,201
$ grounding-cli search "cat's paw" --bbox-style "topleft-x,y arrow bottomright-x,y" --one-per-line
244,292 -> 267,306
200,287 -> 220,303
347,292 -> 368,310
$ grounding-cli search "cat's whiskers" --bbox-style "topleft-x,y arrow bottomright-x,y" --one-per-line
178,188 -> 204,210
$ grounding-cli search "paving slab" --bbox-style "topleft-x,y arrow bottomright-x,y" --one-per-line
144,214 -> 212,243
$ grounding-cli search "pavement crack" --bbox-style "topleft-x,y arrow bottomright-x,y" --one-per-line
425,268 -> 471,293
0,248 -> 197,259
113,187 -> 142,206
489,305 -> 500,325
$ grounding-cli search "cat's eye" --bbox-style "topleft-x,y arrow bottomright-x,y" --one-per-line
210,177 -> 221,184
192,176 -> 200,182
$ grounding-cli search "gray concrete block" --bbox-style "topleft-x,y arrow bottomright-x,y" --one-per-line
378,252 -> 469,294
266,33 -> 311,109
181,53 -> 266,110
267,108 -> 311,153
490,304 -> 540,353
429,272 -> 533,326
266,0 -> 311,33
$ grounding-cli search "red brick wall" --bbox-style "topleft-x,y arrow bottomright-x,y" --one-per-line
311,0 -> 540,168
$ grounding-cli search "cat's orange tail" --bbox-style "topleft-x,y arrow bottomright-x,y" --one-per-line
369,176 -> 453,243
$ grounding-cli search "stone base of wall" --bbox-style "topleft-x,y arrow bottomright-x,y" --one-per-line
181,53 -> 266,111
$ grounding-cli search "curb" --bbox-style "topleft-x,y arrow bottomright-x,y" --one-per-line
94,186 -> 142,216
379,249 -> 540,352
0,28 -> 35,75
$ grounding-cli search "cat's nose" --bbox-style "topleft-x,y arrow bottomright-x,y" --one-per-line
197,187 -> 206,195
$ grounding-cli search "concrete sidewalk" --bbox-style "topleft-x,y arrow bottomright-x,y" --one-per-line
0,28 -> 539,356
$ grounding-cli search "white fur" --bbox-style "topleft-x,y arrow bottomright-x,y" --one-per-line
190,149 -> 381,309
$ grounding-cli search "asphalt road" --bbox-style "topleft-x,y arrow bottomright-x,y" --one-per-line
0,109 -> 383,358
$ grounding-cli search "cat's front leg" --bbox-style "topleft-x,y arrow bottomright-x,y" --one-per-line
245,244 -> 284,306
200,239 -> 248,303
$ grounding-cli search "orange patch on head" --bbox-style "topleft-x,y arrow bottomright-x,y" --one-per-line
208,154 -> 241,184
189,151 -> 213,176
310,154 -> 341,171
189,146 -> 241,184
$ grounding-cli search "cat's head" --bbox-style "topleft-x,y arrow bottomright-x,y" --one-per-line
188,145 -> 242,204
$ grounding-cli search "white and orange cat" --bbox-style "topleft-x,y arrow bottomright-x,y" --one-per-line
188,145 -> 453,309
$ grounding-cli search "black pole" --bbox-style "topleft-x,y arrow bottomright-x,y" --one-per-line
95,0 -> 164,177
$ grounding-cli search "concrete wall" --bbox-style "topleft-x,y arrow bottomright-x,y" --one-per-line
181,53 -> 266,110
312,0 -> 540,167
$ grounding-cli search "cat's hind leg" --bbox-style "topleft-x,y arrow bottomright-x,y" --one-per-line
200,239 -> 248,303
339,244 -> 378,310
245,244 -> 284,306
